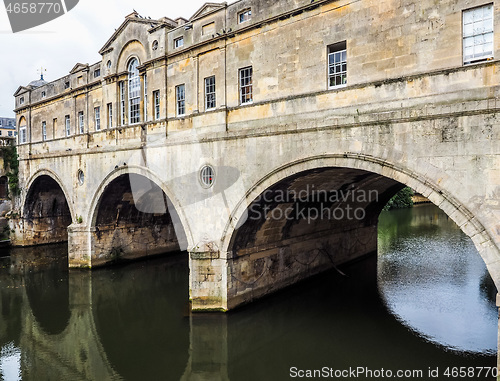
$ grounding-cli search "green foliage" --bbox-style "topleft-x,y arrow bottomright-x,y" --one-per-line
383,187 -> 414,211
1,145 -> 19,196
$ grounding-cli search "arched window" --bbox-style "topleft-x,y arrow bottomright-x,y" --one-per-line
19,117 -> 27,144
128,58 -> 140,124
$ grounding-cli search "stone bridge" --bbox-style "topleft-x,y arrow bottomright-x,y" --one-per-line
12,62 -> 500,314
9,0 -> 500,366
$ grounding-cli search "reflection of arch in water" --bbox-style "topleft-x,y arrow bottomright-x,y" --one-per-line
25,261 -> 70,336
91,255 -> 190,380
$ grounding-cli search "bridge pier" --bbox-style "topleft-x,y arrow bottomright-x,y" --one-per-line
68,224 -> 93,268
190,225 -> 378,312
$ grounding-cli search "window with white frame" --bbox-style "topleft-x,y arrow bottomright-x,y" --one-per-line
174,37 -> 184,49
463,4 -> 494,64
176,84 -> 186,116
107,103 -> 113,128
144,75 -> 148,121
239,9 -> 251,24
65,115 -> 71,137
328,41 -> 347,88
119,81 -> 125,126
78,111 -> 84,134
205,76 -> 216,110
95,106 -> 101,131
128,58 -> 141,124
42,121 -> 47,141
154,90 -> 160,120
239,66 -> 253,104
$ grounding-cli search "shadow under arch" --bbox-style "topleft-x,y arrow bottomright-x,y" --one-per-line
89,167 -> 190,265
221,154 -> 500,291
22,172 -> 73,245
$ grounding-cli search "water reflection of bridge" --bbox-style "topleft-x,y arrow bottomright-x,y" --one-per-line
0,247 -> 495,380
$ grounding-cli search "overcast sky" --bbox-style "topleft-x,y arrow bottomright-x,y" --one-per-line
0,0 -> 209,117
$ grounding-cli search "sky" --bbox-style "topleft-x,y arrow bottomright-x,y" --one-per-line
0,0 -> 209,117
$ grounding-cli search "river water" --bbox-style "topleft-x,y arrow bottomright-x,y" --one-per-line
0,204 -> 496,380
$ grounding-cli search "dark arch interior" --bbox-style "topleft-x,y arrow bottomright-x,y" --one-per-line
229,167 -> 404,254
0,176 -> 8,199
23,175 -> 72,244
92,174 -> 187,265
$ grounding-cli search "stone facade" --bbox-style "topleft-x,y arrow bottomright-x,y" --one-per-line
10,0 -> 500,336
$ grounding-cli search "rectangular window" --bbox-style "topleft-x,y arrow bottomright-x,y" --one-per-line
42,121 -> 47,141
0,131 -> 2,136
239,66 -> 253,104
19,97 -> 24,105
78,111 -> 84,134
153,90 -> 160,120
95,106 -> 101,131
8,131 -> 12,137
144,75 -> 148,121
41,91 -> 46,98
107,103 -> 113,128
174,37 -> 184,48
20,127 -> 26,142
463,4 -> 494,64
119,81 -> 125,126
239,9 -> 252,24
202,22 -> 215,36
94,69 -> 101,78
53,118 -> 57,138
65,115 -> 71,137
64,81 -> 70,89
176,84 -> 186,116
205,76 -> 216,110
328,41 -> 347,88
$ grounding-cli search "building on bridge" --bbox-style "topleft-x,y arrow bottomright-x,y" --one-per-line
11,0 -> 500,344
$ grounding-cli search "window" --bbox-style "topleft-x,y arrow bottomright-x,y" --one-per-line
205,76 -> 216,110
202,22 -> 215,36
8,131 -> 12,137
0,131 -> 2,136
64,81 -> 70,89
42,121 -> 47,141
200,165 -> 215,188
174,37 -> 184,49
19,124 -> 27,144
107,103 -> 113,128
94,69 -> 101,78
144,75 -> 148,121
328,41 -> 347,88
78,111 -> 84,134
19,97 -> 24,105
53,118 -> 57,137
41,91 -> 46,98
107,60 -> 112,69
152,40 -> 159,50
65,115 -> 71,137
239,9 -> 252,24
119,81 -> 125,126
239,66 -> 253,104
176,84 -> 186,116
95,106 -> 101,131
14,132 -> 17,137
463,4 -> 494,64
154,90 -> 160,120
128,58 -> 141,124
